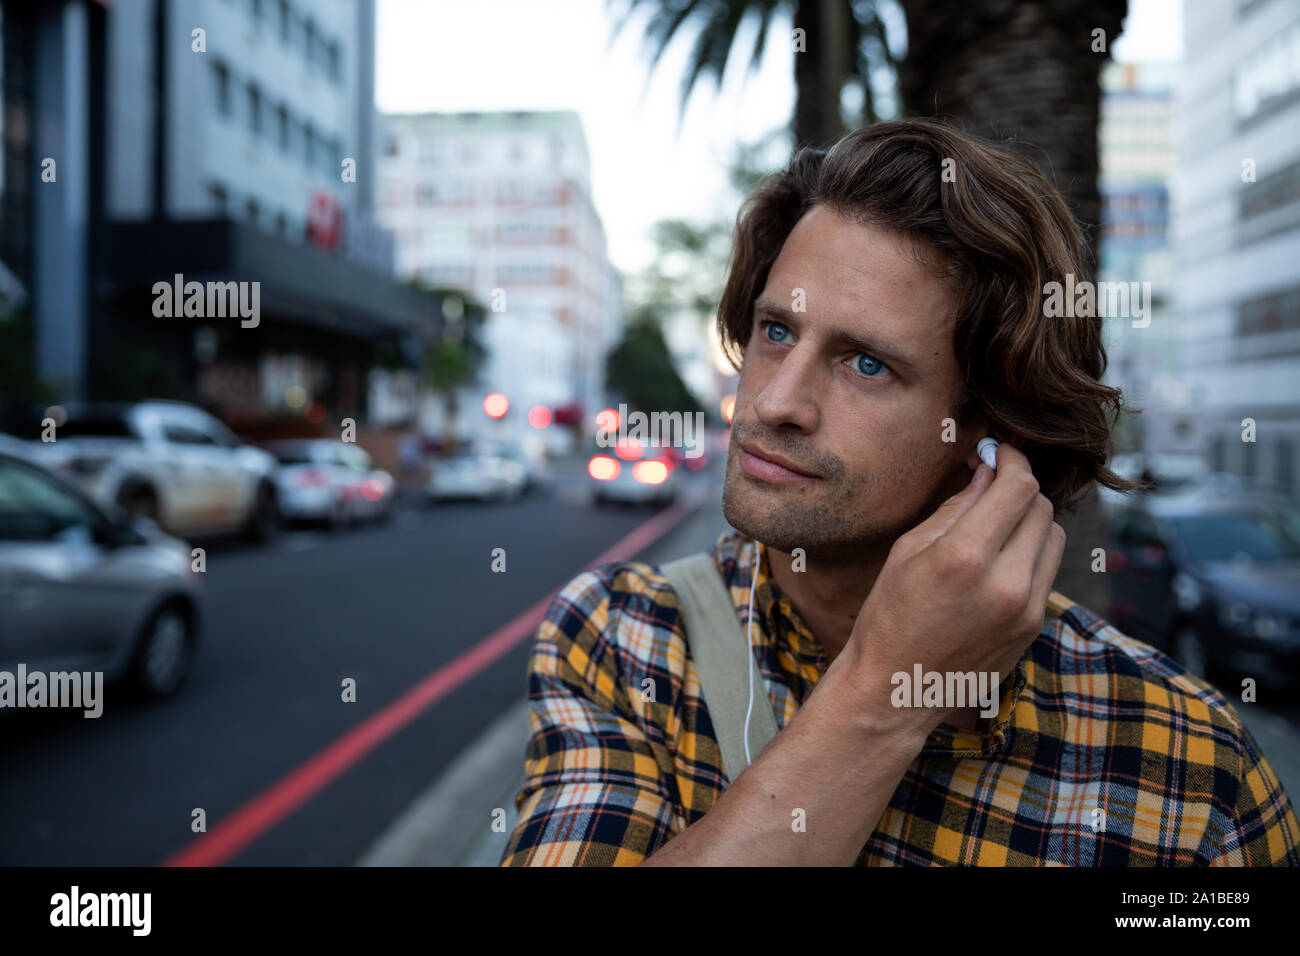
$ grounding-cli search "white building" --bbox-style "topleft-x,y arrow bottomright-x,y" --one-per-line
1097,60 -> 1178,452
1169,0 -> 1300,495
107,0 -> 379,246
90,0 -> 445,432
378,110 -> 621,453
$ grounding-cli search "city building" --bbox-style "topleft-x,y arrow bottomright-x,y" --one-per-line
0,0 -> 108,412
378,110 -> 622,453
2,0 -> 444,436
1097,60 -> 1178,453
1169,0 -> 1300,495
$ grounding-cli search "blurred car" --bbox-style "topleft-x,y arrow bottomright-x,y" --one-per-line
1106,488 -> 1300,687
1098,452 -> 1209,511
480,441 -> 553,496
427,451 -> 528,503
263,439 -> 395,529
0,435 -> 201,700
24,401 -> 281,542
664,443 -> 709,472
589,438 -> 681,507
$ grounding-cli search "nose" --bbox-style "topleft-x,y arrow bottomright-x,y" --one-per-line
752,339 -> 821,434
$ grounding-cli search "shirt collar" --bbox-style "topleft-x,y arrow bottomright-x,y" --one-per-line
714,528 -> 1038,758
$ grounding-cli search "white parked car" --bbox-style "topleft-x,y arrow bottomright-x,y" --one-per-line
427,452 -> 527,503
264,439 -> 395,528
26,401 -> 281,542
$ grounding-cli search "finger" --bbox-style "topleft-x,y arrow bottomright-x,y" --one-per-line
992,492 -> 1054,589
1028,521 -> 1067,614
947,442 -> 1040,551
905,462 -> 994,553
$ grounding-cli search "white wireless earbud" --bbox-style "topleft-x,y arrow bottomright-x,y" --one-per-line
977,437 -> 1000,471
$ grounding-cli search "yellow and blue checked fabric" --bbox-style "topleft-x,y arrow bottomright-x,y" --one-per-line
500,528 -> 1300,866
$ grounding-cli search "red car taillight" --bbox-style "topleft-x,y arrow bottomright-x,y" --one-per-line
633,459 -> 669,485
588,455 -> 620,480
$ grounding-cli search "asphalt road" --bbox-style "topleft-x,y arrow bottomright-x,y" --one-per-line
4,458 -> 1298,864
0,469 -> 706,865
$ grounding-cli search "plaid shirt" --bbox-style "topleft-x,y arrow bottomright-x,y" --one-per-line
500,527 -> 1300,866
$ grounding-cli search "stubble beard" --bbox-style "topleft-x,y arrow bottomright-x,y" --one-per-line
722,459 -> 898,568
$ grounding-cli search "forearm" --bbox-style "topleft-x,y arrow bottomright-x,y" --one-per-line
640,656 -> 932,866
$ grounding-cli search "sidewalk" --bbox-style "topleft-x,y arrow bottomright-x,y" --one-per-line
357,480 -> 733,867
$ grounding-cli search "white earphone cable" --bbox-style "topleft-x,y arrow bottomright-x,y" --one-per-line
742,538 -> 762,769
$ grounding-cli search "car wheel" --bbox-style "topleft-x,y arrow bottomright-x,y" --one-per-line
128,603 -> 196,698
244,482 -> 281,543
1172,624 -> 1209,680
117,483 -> 160,525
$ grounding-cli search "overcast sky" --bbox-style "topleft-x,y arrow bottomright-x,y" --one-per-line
376,0 -> 1183,277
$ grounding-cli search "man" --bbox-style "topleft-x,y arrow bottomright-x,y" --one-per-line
500,119 -> 1300,866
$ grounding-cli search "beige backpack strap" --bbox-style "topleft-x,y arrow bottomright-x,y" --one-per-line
660,552 -> 780,785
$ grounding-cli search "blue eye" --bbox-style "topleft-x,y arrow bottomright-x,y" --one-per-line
764,321 -> 790,344
853,354 -> 889,377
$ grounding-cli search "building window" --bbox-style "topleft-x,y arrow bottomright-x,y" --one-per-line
251,0 -> 263,22
276,104 -> 290,150
303,17 -> 316,68
278,0 -> 291,43
384,135 -> 399,157
212,61 -> 231,115
416,185 -> 436,206
209,182 -> 229,216
1276,439 -> 1295,495
1208,436 -> 1227,474
1240,158 -> 1300,221
303,122 -> 315,169
247,84 -> 262,135
327,41 -> 340,82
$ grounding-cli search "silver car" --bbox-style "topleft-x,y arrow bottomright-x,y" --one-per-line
588,441 -> 682,507
264,439 -> 396,529
0,436 -> 202,701
427,452 -> 528,503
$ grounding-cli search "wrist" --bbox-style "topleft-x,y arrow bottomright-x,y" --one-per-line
812,648 -> 936,755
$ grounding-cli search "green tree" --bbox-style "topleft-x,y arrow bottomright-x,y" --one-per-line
0,309 -> 58,429
413,283 -> 488,456
612,0 -> 897,148
606,315 -> 703,418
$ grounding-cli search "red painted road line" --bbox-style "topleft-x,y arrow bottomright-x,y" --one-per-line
161,495 -> 701,867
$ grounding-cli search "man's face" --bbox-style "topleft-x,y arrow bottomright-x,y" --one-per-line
722,204 -> 977,565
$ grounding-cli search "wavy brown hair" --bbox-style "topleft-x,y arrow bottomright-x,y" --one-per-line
717,118 -> 1142,514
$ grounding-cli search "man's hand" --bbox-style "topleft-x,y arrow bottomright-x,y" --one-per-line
831,442 -> 1067,735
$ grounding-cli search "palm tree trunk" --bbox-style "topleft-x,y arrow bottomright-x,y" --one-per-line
792,0 -> 852,148
897,0 -> 1128,614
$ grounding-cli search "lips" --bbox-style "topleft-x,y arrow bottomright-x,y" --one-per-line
738,442 -> 821,480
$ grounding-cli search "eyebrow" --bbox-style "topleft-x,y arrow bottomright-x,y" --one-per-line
752,300 -> 920,373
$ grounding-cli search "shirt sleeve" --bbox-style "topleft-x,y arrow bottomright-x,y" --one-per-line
499,569 -> 681,866
1208,714 -> 1300,866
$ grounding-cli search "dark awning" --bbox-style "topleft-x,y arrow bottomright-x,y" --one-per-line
102,218 -> 444,341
